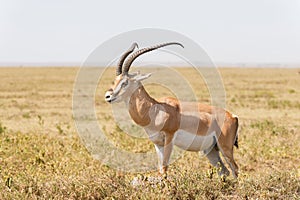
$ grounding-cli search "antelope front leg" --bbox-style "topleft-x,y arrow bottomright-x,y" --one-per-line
154,144 -> 164,173
161,134 -> 174,175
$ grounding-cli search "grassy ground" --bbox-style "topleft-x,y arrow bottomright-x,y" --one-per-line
0,67 -> 299,199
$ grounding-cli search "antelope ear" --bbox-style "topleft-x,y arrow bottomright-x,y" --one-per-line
131,73 -> 152,82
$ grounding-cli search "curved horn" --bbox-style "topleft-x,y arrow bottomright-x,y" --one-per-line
122,42 -> 184,75
116,42 -> 138,76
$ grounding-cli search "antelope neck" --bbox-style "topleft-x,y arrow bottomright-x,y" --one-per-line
128,85 -> 157,127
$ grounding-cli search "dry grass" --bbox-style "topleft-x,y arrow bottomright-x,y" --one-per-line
0,67 -> 299,199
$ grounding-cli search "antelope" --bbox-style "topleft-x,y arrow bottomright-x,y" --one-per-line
105,42 -> 239,178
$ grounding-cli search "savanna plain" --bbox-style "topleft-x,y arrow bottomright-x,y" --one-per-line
0,67 -> 299,199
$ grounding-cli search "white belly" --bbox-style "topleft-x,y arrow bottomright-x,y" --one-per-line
174,130 -> 215,152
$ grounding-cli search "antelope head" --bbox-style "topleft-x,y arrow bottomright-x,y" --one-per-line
105,42 -> 184,103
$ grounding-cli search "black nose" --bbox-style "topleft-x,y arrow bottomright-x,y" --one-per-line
105,95 -> 110,99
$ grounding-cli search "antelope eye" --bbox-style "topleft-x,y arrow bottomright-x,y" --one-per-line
122,80 -> 128,87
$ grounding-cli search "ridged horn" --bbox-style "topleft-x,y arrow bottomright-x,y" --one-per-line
122,42 -> 184,75
116,42 -> 138,76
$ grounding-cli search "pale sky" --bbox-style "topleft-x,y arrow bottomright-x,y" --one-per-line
0,0 -> 300,65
